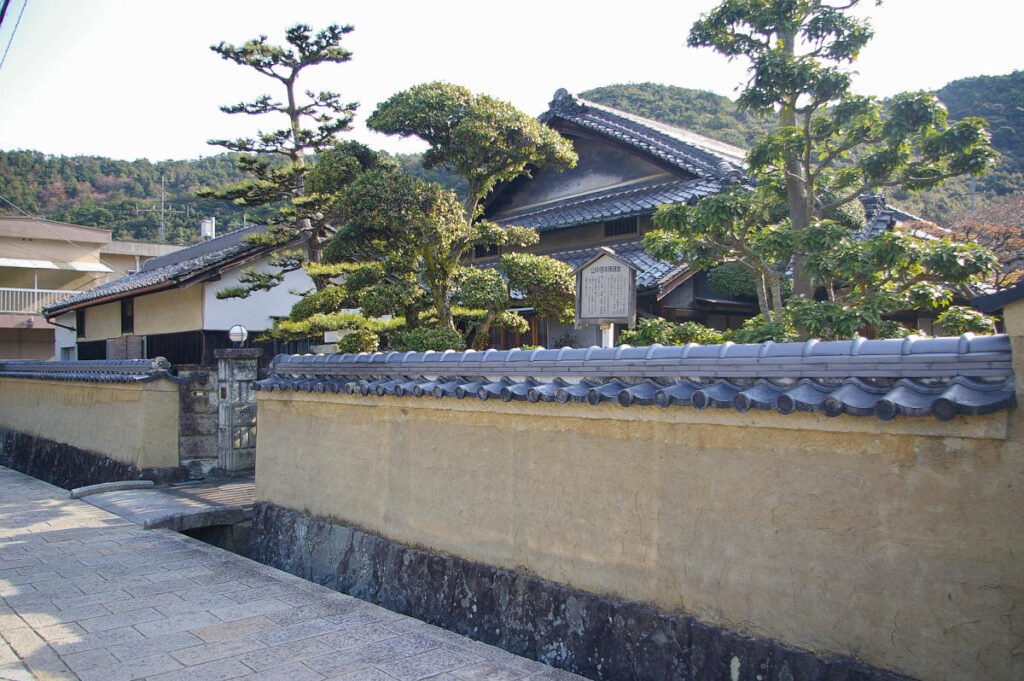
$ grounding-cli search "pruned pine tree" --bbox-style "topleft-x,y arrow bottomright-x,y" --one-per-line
200,24 -> 359,298
322,82 -> 579,342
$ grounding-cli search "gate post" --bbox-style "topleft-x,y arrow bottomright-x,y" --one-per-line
214,348 -> 262,472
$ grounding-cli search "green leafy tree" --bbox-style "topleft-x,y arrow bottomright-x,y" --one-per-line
688,0 -> 998,298
458,253 -> 575,349
366,82 -> 577,225
936,305 -> 998,336
324,168 -> 545,340
199,24 -> 359,297
647,186 -> 792,320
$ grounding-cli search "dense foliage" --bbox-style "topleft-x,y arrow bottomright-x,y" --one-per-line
585,76 -> 1024,229
201,23 -> 361,298
891,69 -> 1024,222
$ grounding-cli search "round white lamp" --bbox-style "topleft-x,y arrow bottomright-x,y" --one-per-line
228,324 -> 248,347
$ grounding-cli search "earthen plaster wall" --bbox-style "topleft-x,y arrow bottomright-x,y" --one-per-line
0,377 -> 179,469
256,333 -> 1023,681
134,285 -> 203,336
82,301 -> 120,342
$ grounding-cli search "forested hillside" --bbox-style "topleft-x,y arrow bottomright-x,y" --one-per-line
0,151 -> 275,243
580,82 -> 775,148
0,149 -> 463,244
1,72 -> 1020,239
584,75 -> 1024,226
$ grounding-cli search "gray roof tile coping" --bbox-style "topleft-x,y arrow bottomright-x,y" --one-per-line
268,334 -> 1011,378
0,357 -> 182,384
258,335 -> 1016,420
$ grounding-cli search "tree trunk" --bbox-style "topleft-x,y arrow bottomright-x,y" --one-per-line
767,270 -> 784,321
778,28 -> 814,299
755,271 -> 771,321
472,313 -> 496,350
433,281 -> 455,331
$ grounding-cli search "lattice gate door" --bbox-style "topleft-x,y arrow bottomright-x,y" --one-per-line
215,349 -> 262,472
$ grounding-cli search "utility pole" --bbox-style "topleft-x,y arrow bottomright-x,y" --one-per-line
135,176 -> 191,242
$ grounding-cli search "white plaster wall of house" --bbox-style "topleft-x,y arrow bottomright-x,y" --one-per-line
203,259 -> 314,333
52,311 -> 77,359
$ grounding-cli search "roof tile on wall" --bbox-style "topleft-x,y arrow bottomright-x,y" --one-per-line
259,334 -> 1016,421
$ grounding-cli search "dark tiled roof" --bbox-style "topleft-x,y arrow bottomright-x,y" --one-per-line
856,194 -> 928,241
258,334 -> 1016,421
541,89 -> 748,184
44,225 -> 269,315
0,358 -> 181,384
494,177 -> 722,233
501,238 -> 683,291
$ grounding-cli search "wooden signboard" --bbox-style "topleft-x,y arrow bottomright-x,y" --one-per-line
574,247 -> 637,329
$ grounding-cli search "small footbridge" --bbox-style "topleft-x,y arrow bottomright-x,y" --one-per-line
70,476 -> 255,530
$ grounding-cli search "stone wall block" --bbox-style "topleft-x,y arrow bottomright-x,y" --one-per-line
250,503 -> 913,681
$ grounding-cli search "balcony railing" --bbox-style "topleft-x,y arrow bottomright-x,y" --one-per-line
0,287 -> 83,315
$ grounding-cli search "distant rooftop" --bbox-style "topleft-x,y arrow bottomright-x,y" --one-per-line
44,225 -> 269,316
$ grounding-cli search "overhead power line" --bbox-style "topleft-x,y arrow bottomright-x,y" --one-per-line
0,0 -> 27,72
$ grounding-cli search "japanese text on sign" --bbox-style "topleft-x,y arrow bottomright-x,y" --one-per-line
579,255 -> 631,320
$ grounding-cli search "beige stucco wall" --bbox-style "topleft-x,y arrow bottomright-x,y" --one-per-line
134,285 -> 203,336
83,301 -> 121,341
0,235 -> 105,266
0,377 -> 179,469
0,328 -> 54,360
256,321 -> 1023,681
102,253 -> 141,278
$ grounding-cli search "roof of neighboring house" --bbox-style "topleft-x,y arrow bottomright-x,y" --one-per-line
493,238 -> 685,294
972,280 -> 1024,313
540,89 -> 748,184
856,194 -> 929,240
43,225 -> 270,316
100,240 -> 184,258
493,177 -> 722,233
260,333 -> 1016,421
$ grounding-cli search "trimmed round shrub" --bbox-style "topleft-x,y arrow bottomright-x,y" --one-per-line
337,330 -> 379,354
388,327 -> 466,352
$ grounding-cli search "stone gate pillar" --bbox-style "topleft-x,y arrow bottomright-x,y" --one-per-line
214,348 -> 262,472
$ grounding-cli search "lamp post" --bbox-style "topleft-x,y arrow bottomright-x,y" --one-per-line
228,324 -> 248,349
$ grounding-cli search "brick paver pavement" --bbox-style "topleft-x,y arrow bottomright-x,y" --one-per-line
0,466 -> 584,681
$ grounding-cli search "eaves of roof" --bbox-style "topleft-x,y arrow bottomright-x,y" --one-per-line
43,231 -> 283,317
540,89 -> 748,185
972,280 -> 1024,313
493,177 -> 722,233
477,238 -> 686,294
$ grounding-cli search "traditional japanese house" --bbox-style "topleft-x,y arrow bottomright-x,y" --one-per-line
476,89 -> 758,348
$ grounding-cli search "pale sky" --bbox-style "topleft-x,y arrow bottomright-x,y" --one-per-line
0,0 -> 1020,161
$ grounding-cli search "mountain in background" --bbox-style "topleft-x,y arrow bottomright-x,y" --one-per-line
582,72 -> 1024,226
1,72 -> 1020,242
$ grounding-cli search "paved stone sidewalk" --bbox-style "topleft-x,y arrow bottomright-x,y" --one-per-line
0,466 -> 584,681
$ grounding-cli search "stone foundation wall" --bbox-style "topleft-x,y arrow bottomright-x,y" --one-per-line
250,502 -> 911,681
0,426 -> 186,489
